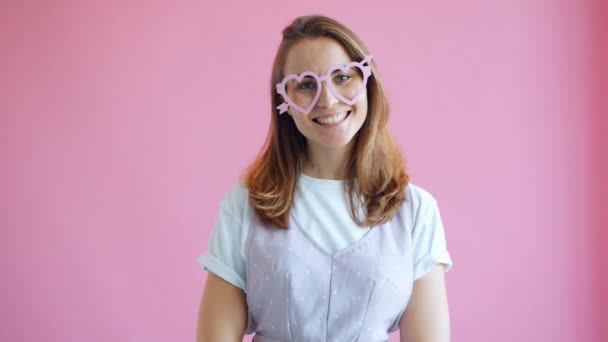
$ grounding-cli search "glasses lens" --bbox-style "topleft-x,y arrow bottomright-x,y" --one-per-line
286,76 -> 319,110
330,66 -> 365,101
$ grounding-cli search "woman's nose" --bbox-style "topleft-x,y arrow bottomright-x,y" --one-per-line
316,81 -> 339,108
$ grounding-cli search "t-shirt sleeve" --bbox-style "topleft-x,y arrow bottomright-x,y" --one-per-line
197,184 -> 248,290
411,192 -> 453,281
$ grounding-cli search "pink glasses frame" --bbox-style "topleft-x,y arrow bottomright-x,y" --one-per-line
275,55 -> 373,115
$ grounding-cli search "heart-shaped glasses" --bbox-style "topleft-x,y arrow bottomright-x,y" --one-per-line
276,55 -> 373,115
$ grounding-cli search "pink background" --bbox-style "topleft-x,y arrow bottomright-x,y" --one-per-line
1,0 -> 606,341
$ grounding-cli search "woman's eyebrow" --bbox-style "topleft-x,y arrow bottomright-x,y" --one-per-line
287,61 -> 354,76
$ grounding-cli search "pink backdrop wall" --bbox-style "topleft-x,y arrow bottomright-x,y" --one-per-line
1,1 -> 606,341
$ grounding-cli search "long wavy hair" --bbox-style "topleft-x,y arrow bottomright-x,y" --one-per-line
243,15 -> 409,229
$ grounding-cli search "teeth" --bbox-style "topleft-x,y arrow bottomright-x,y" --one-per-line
316,112 -> 348,125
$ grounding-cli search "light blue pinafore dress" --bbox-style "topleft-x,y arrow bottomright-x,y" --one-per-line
244,206 -> 414,342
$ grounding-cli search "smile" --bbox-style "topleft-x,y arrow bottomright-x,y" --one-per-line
313,111 -> 351,126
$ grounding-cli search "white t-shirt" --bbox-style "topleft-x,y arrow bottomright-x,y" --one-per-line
198,174 -> 453,290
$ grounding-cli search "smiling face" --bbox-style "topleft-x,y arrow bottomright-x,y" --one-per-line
282,37 -> 368,152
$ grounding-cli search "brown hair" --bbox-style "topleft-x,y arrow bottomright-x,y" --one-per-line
242,14 -> 409,228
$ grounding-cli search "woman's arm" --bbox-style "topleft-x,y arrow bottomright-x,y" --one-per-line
196,272 -> 248,342
399,264 -> 451,342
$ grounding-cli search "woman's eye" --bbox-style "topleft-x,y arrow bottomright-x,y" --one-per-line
298,82 -> 316,90
335,75 -> 351,83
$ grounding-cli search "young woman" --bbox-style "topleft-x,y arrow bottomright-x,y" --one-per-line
197,15 -> 453,342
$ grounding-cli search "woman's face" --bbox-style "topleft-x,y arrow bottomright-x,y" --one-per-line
282,37 -> 368,151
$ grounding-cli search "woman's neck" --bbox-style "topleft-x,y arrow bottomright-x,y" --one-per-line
302,141 -> 354,180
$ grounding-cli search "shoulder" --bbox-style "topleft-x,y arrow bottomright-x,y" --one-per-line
404,183 -> 453,279
219,180 -> 251,219
214,180 -> 256,264
404,182 -> 439,215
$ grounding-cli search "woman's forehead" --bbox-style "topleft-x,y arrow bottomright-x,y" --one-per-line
283,38 -> 352,76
